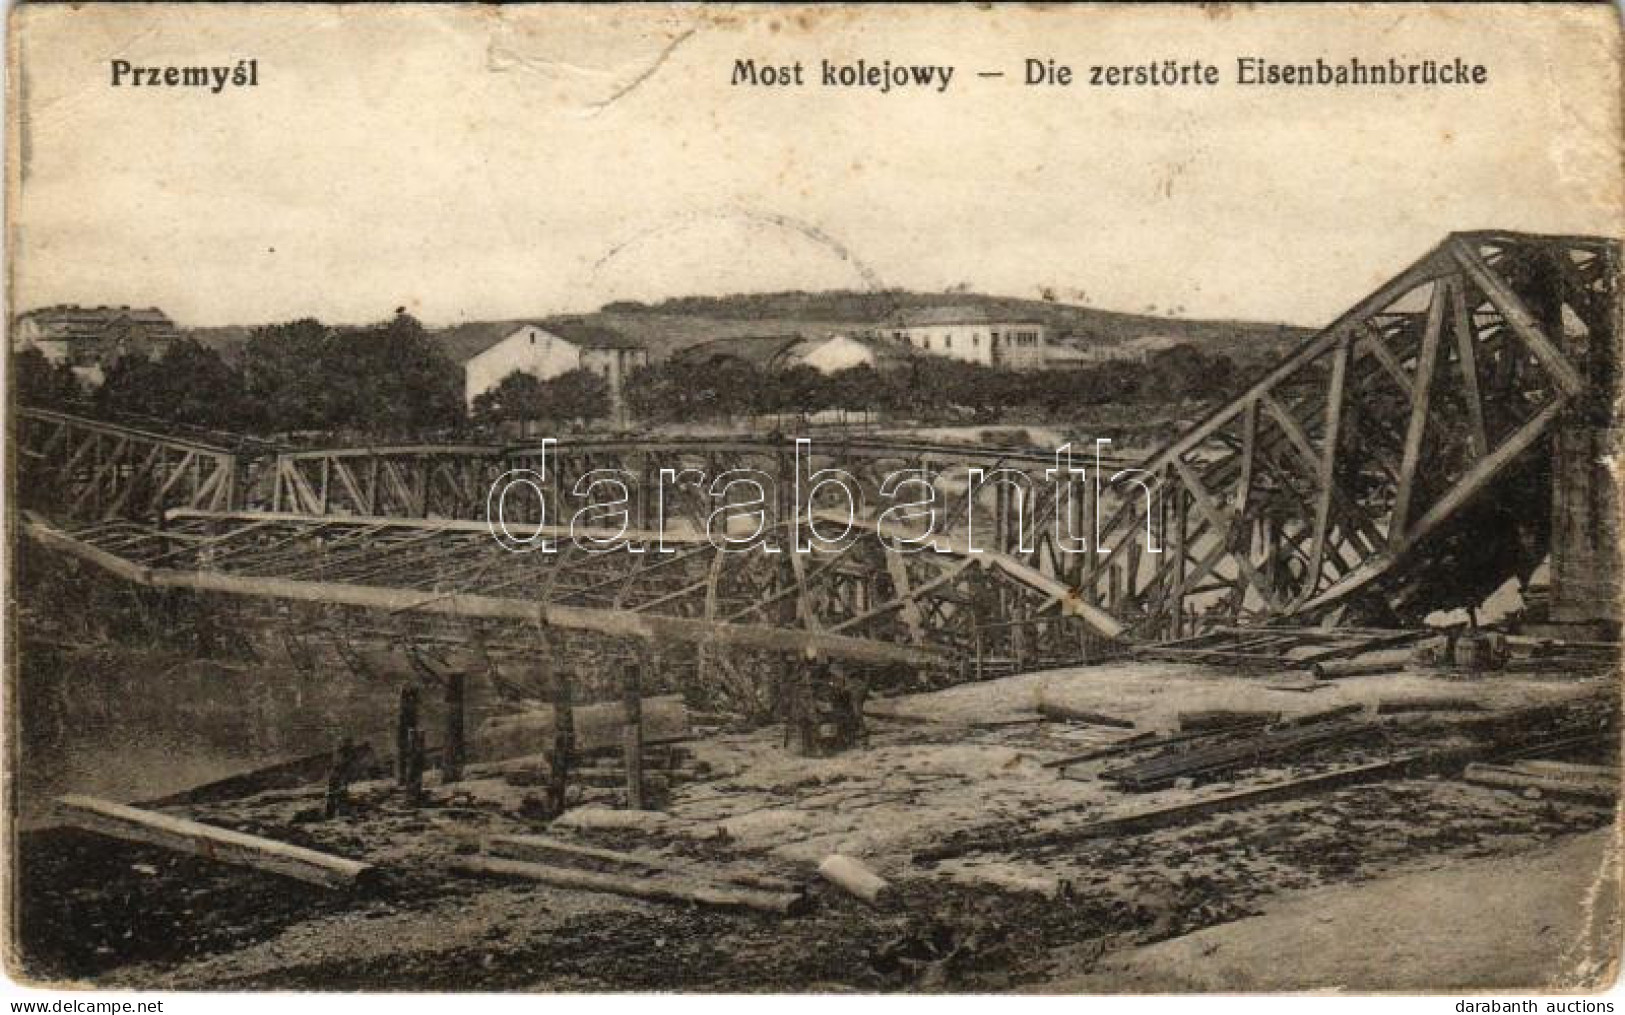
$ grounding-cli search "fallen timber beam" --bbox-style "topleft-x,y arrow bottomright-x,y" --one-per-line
1462,763 -> 1617,804
1040,731 -> 1167,769
924,692 -> 1617,862
448,855 -> 810,916
1177,710 -> 1280,732
21,517 -> 939,668
1036,701 -> 1135,728
1313,649 -> 1415,679
914,752 -> 1453,863
1131,646 -> 1300,668
483,833 -> 799,893
56,795 -> 374,889
22,513 -> 153,585
1100,720 -> 1375,791
1292,630 -> 1433,666
1376,697 -> 1484,714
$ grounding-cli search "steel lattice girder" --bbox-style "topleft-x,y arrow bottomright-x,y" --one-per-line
22,507 -> 1119,668
1081,231 -> 1618,638
257,436 -> 1145,587
18,230 -> 1617,649
15,408 -> 244,523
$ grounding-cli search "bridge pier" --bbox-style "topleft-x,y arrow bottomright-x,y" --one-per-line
1549,426 -> 1619,628
1535,244 -> 1619,631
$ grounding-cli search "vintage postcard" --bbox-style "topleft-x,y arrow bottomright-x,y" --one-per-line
3,1 -> 1622,997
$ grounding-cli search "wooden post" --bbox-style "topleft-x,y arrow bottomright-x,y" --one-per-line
404,728 -> 425,805
442,670 -> 466,784
324,737 -> 351,819
548,662 -> 575,816
622,660 -> 646,810
396,684 -> 419,786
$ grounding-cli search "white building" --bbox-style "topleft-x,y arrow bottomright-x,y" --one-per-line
870,307 -> 1050,369
462,320 -> 647,411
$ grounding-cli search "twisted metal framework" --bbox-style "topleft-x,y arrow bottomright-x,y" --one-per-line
1083,231 -> 1617,638
24,509 -> 1118,671
15,408 -> 245,520
16,231 -> 1618,667
261,437 -> 1140,585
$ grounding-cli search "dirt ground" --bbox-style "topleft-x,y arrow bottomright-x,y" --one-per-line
11,658 -> 1619,992
1048,827 -> 1621,993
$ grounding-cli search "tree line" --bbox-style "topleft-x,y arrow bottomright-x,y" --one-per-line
621,346 -> 1241,425
15,313 -> 464,440
14,316 -> 1243,438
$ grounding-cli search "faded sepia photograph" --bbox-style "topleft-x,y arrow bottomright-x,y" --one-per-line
3,2 -> 1622,996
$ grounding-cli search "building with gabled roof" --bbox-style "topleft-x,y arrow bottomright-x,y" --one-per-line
12,304 -> 181,383
459,318 -> 648,414
866,306 -> 1049,369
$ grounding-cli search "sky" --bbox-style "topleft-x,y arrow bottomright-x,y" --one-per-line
10,4 -> 1622,329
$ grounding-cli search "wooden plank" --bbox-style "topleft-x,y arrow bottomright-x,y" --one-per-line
914,753 -> 1440,862
1039,732 -> 1160,769
1310,648 -> 1416,679
1177,710 -> 1279,732
1512,760 -> 1618,780
139,748 -> 346,808
1132,645 -> 1300,669
56,795 -> 373,889
484,834 -> 799,893
1463,763 -> 1615,804
449,855 -> 809,916
1376,697 -> 1484,714
1295,629 -> 1431,666
1036,701 -> 1134,728
22,515 -> 153,584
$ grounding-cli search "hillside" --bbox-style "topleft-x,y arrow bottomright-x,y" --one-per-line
182,291 -> 1316,367
591,290 -> 1314,365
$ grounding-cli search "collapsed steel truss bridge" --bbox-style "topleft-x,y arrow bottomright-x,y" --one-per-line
17,231 -> 1618,673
